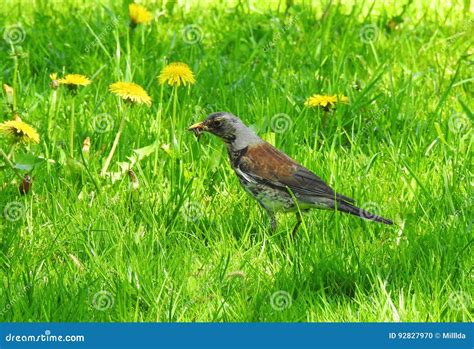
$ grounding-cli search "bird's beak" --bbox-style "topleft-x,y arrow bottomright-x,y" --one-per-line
188,121 -> 207,139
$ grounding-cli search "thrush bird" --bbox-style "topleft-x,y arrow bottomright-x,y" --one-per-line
189,112 -> 393,234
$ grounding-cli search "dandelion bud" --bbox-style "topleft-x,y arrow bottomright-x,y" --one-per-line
82,136 -> 91,153
49,73 -> 59,90
128,169 -> 139,190
3,84 -> 14,107
19,174 -> 33,195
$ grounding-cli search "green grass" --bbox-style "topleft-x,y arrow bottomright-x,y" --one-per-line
0,0 -> 472,322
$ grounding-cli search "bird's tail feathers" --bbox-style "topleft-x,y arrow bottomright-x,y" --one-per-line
334,201 -> 393,225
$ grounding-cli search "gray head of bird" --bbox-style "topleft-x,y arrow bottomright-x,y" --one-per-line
188,112 -> 262,150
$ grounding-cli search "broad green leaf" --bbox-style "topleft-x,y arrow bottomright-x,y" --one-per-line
14,154 -> 45,171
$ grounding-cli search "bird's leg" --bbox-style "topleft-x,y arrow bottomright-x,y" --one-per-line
270,215 -> 277,232
265,208 -> 277,232
291,213 -> 302,236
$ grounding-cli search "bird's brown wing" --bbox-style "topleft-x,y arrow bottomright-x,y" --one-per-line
238,142 -> 354,203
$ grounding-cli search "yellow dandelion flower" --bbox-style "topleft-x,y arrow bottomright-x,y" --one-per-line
0,118 -> 40,144
158,62 -> 196,87
109,82 -> 152,106
129,3 -> 152,27
58,74 -> 91,91
304,94 -> 349,110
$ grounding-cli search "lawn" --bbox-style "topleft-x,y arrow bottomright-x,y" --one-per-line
0,0 -> 472,322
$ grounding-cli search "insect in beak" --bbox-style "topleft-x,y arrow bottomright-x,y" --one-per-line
188,122 -> 207,140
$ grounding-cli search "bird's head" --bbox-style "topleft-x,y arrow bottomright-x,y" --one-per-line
188,112 -> 249,144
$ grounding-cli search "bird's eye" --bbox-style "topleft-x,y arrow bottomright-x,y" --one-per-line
213,119 -> 222,128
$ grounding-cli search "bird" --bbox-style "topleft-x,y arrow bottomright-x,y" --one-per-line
188,112 -> 393,234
